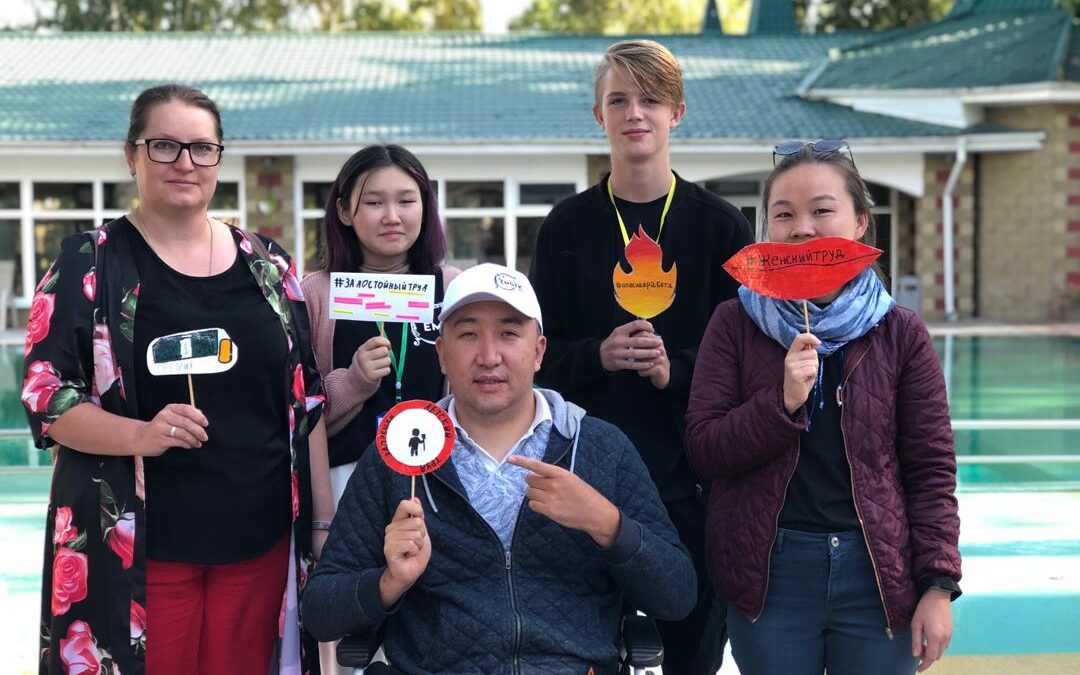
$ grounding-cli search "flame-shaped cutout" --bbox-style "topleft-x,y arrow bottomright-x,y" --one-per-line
613,225 -> 677,319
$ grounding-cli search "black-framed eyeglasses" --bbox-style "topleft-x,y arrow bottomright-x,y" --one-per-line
772,139 -> 854,168
132,138 -> 224,167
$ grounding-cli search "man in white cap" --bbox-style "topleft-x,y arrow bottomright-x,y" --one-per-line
304,263 -> 695,675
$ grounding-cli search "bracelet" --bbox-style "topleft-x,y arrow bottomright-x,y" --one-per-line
312,520 -> 332,531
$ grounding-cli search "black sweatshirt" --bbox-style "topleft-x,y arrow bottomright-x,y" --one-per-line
529,173 -> 752,500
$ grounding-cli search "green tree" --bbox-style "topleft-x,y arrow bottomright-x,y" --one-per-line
718,0 -> 751,33
39,0 -> 294,31
1055,0 -> 1080,17
320,0 -> 481,31
341,0 -> 477,30
793,0 -> 954,32
510,0 -> 707,34
37,0 -> 480,32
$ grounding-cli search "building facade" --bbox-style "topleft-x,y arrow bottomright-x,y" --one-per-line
1,0 -> 1076,321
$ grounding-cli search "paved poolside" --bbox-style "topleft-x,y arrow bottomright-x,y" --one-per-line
4,474 -> 1077,674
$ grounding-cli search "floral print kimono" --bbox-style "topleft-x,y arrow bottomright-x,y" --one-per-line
22,218 -> 325,675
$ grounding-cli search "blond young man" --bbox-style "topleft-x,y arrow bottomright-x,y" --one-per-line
529,40 -> 753,675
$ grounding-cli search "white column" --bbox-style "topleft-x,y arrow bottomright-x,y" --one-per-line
889,189 -> 898,295
293,174 -> 305,276
941,141 -> 967,322
20,180 -> 34,301
504,178 -> 517,270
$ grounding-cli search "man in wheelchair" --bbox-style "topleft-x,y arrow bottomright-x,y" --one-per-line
302,264 -> 696,674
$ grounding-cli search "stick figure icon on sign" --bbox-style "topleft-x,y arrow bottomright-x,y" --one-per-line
376,399 -> 455,498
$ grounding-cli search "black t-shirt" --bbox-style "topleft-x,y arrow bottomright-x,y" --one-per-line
328,270 -> 446,467
131,232 -> 290,564
531,175 -> 753,501
779,348 -> 861,533
612,194 -> 667,243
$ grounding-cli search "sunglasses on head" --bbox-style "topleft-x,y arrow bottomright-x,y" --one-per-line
772,139 -> 855,168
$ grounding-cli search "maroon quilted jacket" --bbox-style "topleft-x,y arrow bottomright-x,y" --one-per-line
685,299 -> 961,633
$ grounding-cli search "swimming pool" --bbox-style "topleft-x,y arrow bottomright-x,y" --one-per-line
935,336 -> 1080,489
0,336 -> 1077,671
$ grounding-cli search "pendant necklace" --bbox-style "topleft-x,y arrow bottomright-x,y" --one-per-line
132,210 -> 214,276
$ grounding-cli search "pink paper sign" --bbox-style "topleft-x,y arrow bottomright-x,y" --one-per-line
328,273 -> 436,323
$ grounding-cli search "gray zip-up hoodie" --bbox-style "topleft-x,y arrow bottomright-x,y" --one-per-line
303,388 -> 696,674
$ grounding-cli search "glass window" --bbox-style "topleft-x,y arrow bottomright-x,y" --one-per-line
0,219 -> 21,298
102,182 -> 238,212
104,182 -> 140,211
303,182 -> 333,211
867,183 -> 891,207
447,217 -> 504,267
33,183 -> 92,211
874,213 -> 892,284
519,183 -> 575,206
34,220 -> 95,281
740,207 -> 758,232
703,179 -> 760,196
304,217 -> 324,274
209,182 -> 239,211
446,182 -> 503,209
0,183 -> 18,209
516,217 -> 545,274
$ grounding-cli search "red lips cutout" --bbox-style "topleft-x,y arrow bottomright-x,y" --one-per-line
723,237 -> 882,300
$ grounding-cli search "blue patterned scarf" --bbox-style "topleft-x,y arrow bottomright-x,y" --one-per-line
738,267 -> 895,356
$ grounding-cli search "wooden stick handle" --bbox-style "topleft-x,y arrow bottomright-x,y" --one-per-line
802,300 -> 811,334
187,373 -> 196,407
411,475 -> 416,501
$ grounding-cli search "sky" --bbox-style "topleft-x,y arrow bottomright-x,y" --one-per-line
0,0 -> 536,31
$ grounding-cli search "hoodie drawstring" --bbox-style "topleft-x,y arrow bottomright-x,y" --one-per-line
421,474 -> 439,514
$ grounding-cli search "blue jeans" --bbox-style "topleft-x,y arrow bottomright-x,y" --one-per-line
727,528 -> 918,675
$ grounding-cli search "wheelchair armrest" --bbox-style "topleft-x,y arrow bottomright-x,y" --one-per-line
337,628 -> 382,668
621,614 -> 664,668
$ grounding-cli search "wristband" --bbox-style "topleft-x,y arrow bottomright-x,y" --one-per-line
312,520 -> 332,531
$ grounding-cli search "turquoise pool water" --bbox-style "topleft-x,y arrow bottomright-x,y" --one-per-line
933,336 -> 1080,489
938,336 -> 1080,420
10,337 -> 1078,486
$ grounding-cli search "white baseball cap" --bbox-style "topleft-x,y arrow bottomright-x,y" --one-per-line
440,263 -> 544,333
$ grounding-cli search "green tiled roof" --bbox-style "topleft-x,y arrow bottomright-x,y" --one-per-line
948,0 -> 1058,18
806,6 -> 1074,91
0,30 -> 1035,144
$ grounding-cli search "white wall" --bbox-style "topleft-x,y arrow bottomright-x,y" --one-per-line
671,150 -> 926,198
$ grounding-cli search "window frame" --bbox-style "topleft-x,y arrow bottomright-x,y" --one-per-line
7,178 -> 245,306
292,175 -> 587,276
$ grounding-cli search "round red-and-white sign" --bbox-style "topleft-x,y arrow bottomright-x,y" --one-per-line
375,400 -> 455,477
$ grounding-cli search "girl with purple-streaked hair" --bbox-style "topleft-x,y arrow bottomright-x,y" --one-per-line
300,145 -> 458,673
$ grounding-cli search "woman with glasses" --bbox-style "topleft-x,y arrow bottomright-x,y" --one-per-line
22,83 -> 332,675
685,141 -> 961,674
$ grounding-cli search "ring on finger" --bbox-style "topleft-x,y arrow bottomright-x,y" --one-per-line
169,425 -> 176,438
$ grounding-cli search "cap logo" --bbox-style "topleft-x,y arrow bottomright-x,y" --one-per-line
494,272 -> 521,292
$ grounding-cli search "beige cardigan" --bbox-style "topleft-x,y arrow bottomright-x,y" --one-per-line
300,267 -> 460,437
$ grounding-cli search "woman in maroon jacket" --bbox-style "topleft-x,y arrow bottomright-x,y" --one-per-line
685,141 -> 961,675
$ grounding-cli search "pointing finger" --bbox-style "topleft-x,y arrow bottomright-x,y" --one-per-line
507,455 -> 562,477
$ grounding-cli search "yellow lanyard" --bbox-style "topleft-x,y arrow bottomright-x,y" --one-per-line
607,174 -> 677,246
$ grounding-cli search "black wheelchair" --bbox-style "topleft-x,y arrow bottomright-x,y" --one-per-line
336,611 -> 665,674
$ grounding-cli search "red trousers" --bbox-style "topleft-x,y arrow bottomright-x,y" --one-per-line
146,533 -> 290,675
